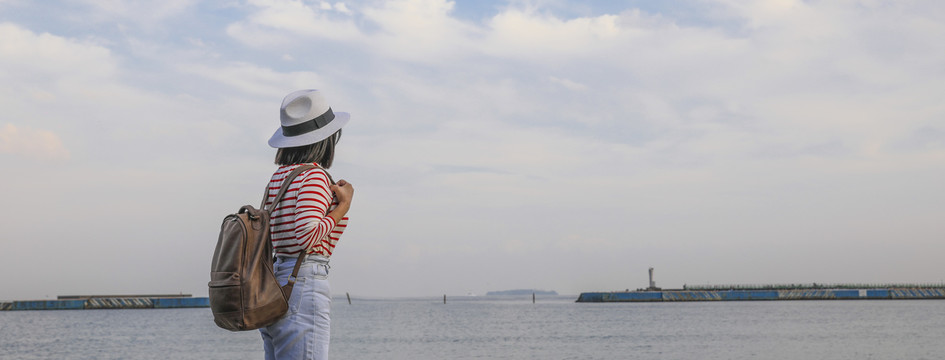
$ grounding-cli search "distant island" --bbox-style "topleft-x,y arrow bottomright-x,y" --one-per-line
487,289 -> 558,296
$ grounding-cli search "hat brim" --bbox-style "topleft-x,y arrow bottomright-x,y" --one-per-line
268,112 -> 350,148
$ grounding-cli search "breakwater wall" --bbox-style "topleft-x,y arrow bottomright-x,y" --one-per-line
0,297 -> 209,310
577,288 -> 945,302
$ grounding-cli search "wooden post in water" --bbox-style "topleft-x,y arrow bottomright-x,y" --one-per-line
346,292 -> 351,305
443,294 -> 446,304
532,292 -> 536,304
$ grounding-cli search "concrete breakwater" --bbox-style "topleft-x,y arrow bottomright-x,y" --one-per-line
576,288 -> 945,302
0,295 -> 209,310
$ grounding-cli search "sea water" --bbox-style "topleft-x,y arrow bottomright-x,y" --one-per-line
1,295 -> 944,359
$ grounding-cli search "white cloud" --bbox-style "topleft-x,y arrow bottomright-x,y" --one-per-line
71,0 -> 197,25
228,0 -> 364,45
358,0 -> 481,61
482,9 -> 621,58
316,1 -> 352,15
334,2 -> 352,15
178,62 -> 325,98
0,22 -> 274,163
0,22 -> 117,86
229,0 -> 482,62
0,123 -> 70,160
549,76 -> 587,91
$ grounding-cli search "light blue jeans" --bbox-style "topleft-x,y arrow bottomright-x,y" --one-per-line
260,255 -> 332,360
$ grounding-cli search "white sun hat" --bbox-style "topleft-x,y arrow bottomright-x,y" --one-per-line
268,89 -> 351,148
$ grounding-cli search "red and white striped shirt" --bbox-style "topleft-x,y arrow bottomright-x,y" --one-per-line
265,163 -> 349,257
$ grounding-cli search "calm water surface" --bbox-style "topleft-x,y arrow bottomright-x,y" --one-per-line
1,296 -> 943,359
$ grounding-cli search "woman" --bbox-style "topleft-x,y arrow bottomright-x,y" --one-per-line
260,89 -> 354,360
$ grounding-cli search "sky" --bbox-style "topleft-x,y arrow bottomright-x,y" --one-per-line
1,0 -> 943,300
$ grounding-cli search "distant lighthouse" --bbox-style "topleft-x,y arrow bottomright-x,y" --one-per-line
648,267 -> 661,290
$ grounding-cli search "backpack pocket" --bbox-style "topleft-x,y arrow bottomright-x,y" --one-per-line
208,272 -> 241,313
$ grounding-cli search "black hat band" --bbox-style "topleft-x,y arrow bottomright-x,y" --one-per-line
282,108 -> 335,137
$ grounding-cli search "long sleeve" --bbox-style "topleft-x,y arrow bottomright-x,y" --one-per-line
293,170 -> 337,254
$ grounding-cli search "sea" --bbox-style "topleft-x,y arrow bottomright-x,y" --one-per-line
1,295 -> 944,360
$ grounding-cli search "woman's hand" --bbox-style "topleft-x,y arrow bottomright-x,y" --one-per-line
330,179 -> 354,205
328,179 -> 353,223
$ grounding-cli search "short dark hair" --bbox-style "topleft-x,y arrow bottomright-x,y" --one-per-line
274,129 -> 341,168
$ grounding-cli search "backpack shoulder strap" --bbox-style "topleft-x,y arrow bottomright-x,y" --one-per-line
259,164 -> 333,298
317,165 -> 335,185
260,164 -> 316,212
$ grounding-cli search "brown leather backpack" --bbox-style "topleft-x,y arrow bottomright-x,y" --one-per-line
208,165 -> 314,331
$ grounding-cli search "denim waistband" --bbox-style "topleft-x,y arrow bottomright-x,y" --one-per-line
275,254 -> 329,265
